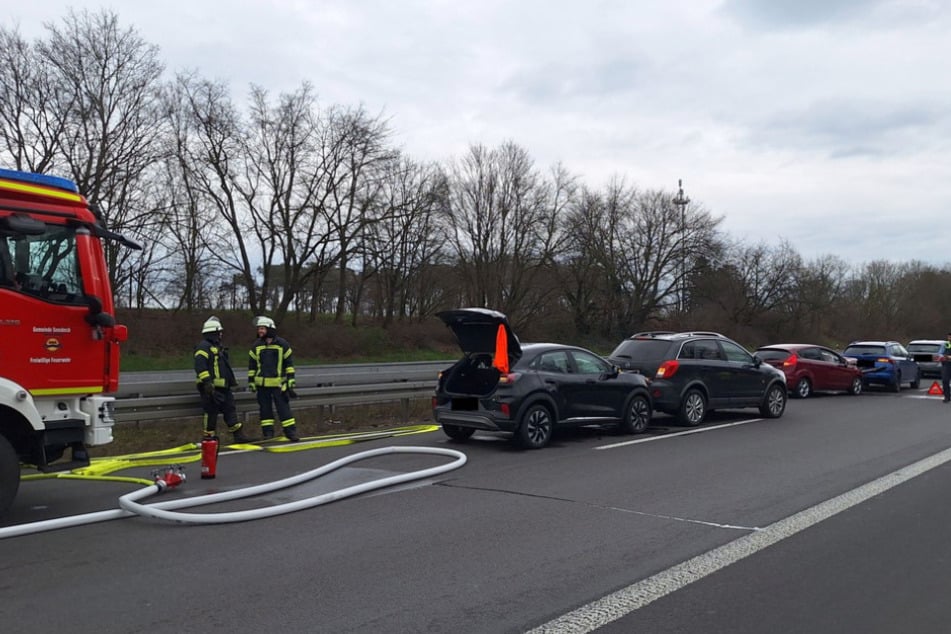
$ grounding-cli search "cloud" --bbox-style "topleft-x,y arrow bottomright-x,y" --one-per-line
6,0 -> 951,266
749,98 -> 948,157
499,57 -> 644,105
720,0 -> 892,30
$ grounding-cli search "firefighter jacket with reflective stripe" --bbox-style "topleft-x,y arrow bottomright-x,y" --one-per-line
194,336 -> 238,388
248,336 -> 296,388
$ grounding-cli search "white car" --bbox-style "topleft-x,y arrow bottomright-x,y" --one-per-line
907,339 -> 945,378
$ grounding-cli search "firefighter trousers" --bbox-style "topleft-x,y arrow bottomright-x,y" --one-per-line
198,386 -> 238,435
256,386 -> 294,430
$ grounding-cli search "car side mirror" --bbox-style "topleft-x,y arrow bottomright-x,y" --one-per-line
753,357 -> 762,367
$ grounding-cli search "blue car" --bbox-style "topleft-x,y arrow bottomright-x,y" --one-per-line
842,341 -> 920,392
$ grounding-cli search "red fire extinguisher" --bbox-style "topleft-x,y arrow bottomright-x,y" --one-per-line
200,436 -> 219,479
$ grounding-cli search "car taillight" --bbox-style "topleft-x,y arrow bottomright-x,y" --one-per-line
877,357 -> 893,365
656,360 -> 679,379
498,372 -> 521,384
783,353 -> 798,367
500,403 -> 511,416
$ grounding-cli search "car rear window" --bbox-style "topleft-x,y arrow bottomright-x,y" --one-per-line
756,349 -> 790,362
610,338 -> 672,362
843,345 -> 886,356
908,343 -> 941,353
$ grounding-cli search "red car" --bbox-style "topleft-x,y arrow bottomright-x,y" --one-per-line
755,344 -> 863,398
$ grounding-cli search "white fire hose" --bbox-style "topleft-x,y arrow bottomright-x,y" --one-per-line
0,446 -> 467,539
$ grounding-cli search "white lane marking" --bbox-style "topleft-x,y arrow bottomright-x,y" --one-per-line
602,505 -> 759,532
526,446 -> 951,634
595,418 -> 763,450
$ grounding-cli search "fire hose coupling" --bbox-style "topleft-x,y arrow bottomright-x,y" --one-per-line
151,466 -> 187,491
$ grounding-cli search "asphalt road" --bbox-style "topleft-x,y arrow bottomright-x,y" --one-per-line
2,385 -> 951,633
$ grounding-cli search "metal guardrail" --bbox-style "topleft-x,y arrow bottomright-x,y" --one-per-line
113,361 -> 453,423
116,360 -> 452,398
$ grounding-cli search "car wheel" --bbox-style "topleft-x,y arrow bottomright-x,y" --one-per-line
516,403 -> 554,449
679,389 -> 706,427
0,435 -> 20,517
442,424 -> 475,442
760,383 -> 787,418
794,377 -> 812,399
849,377 -> 863,395
620,393 -> 651,434
892,372 -> 902,392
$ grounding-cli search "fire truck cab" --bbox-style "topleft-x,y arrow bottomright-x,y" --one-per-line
0,168 -> 136,517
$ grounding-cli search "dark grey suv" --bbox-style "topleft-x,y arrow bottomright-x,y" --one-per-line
432,308 -> 653,449
608,331 -> 787,426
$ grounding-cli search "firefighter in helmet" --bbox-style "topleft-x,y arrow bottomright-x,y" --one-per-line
248,315 -> 299,442
194,316 -> 251,443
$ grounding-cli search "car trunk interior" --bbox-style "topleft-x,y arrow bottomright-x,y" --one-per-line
443,354 -> 500,397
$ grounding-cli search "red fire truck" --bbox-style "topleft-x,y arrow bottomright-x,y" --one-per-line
0,167 -> 138,516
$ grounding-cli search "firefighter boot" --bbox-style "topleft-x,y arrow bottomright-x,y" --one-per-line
261,425 -> 275,440
284,425 -> 300,443
231,425 -> 252,443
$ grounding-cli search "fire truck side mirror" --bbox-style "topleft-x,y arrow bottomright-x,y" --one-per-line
92,312 -> 116,327
84,294 -> 116,327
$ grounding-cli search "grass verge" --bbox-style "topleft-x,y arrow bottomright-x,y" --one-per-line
91,399 -> 435,457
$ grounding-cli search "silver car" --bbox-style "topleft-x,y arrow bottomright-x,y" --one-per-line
907,339 -> 945,378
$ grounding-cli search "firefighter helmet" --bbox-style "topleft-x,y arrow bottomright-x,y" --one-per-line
254,315 -> 276,329
201,316 -> 223,334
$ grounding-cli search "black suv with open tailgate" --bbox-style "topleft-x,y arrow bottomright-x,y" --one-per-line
432,308 -> 652,449
608,331 -> 787,426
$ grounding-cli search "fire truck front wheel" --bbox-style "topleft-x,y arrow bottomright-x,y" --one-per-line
0,435 -> 19,517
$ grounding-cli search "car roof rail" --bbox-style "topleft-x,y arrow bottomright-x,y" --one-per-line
629,330 -> 676,338
680,331 -> 726,338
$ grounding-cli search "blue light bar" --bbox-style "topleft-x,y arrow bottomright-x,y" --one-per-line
0,167 -> 79,193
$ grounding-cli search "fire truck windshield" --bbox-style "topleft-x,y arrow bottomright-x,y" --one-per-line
1,225 -> 85,304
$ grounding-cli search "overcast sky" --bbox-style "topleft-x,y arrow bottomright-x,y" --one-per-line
11,1 -> 951,266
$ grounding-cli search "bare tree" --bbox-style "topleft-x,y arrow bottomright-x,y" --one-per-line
841,259 -> 917,336
560,180 -> 722,337
788,254 -> 851,342
362,155 -> 449,325
36,9 -> 166,296
438,141 -> 572,327
171,74 -> 269,313
898,262 -> 951,340
693,239 -> 802,335
240,83 -> 337,321
0,25 -> 70,172
317,105 -> 395,324
558,187 -> 613,335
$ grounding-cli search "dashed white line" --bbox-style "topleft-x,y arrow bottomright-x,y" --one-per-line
596,418 -> 764,450
526,445 -> 951,633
